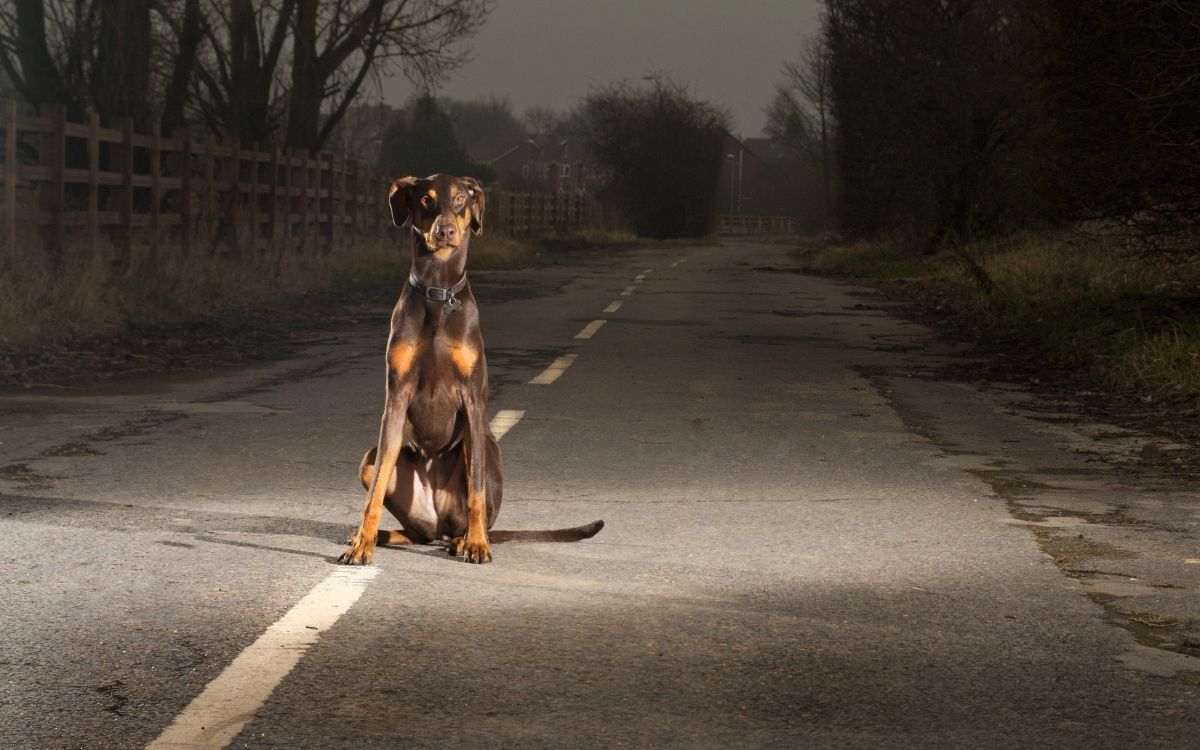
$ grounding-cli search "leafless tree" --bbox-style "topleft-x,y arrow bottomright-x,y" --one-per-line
765,34 -> 835,226
0,0 -> 205,131
285,0 -> 490,152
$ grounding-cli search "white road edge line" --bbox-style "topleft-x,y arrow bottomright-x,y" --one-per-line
575,320 -> 607,340
150,411 -> 528,750
147,566 -> 380,750
489,409 -> 525,440
603,300 -> 622,313
529,353 -> 578,385
619,285 -> 635,297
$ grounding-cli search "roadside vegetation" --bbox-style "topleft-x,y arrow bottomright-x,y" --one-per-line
799,231 -> 1200,406
0,229 -> 547,350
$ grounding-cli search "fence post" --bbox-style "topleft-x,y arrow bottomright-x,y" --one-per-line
332,154 -> 343,249
114,117 -> 135,268
318,151 -> 332,250
203,135 -> 216,248
221,136 -> 240,251
149,121 -> 162,265
172,127 -> 193,255
3,100 -> 15,262
348,160 -> 359,234
86,112 -> 99,256
294,148 -> 309,250
39,103 -> 65,263
268,147 -> 279,244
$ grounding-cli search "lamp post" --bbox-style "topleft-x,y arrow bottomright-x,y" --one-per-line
725,153 -> 736,215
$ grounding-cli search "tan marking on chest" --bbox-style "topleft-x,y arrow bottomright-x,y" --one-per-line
449,343 -> 478,377
388,342 -> 419,376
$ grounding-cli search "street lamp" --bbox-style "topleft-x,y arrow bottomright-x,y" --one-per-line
725,154 -> 736,216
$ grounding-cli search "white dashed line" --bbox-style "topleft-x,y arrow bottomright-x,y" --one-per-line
152,409 -> 532,750
148,567 -> 379,750
529,353 -> 578,385
671,258 -> 688,267
642,268 -> 653,274
489,409 -> 525,440
634,273 -> 646,282
604,300 -> 623,313
575,320 -> 607,340
619,285 -> 635,296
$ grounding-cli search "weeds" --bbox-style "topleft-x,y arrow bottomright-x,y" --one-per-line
799,230 -> 1200,404
0,227 -> 539,347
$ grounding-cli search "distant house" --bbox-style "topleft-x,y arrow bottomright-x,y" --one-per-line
466,136 -> 544,190
467,134 -> 610,196
535,136 -> 610,197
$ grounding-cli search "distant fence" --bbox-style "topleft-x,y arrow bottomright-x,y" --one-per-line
0,101 -> 613,266
718,214 -> 797,235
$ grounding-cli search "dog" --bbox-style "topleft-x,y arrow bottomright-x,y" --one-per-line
338,174 -> 603,565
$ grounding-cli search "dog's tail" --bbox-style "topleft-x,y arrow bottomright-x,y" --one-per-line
489,520 -> 604,544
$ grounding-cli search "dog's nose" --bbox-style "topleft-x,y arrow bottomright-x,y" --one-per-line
435,221 -> 458,244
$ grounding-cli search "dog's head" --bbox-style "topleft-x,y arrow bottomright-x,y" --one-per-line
388,173 -> 485,251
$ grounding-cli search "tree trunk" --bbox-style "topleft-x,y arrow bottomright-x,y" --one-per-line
11,0 -> 78,116
160,0 -> 203,134
94,0 -> 152,127
285,0 -> 320,151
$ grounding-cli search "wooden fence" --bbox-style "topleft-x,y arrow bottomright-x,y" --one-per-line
0,101 -> 613,266
718,214 -> 797,235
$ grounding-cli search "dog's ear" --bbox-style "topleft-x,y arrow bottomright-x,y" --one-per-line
388,176 -> 419,228
461,176 -> 485,235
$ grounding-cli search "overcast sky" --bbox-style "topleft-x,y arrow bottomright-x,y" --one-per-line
381,0 -> 825,138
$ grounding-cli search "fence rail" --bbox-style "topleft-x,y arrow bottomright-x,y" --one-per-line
0,101 -> 612,266
718,214 -> 797,235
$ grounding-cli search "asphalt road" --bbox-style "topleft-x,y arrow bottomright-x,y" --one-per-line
2,241 -> 1199,749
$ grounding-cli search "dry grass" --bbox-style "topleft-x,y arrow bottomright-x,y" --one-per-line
0,225 -> 539,347
799,230 -> 1200,403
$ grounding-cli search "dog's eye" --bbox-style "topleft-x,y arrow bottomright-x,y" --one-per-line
453,194 -> 466,209
420,194 -> 435,209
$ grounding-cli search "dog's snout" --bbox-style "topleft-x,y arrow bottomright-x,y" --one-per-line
435,220 -> 458,243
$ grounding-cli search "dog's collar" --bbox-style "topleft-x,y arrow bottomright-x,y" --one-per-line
409,272 -> 467,313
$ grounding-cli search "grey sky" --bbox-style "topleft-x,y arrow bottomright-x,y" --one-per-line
381,0 -> 825,138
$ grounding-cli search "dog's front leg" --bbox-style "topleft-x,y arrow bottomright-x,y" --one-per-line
450,392 -> 492,564
340,387 -> 411,565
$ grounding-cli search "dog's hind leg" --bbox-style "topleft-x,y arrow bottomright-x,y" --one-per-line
355,446 -> 436,546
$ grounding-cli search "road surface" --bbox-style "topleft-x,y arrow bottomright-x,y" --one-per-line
2,241 -> 1198,749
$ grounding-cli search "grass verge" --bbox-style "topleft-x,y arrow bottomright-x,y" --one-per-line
797,230 -> 1200,405
0,229 -> 543,348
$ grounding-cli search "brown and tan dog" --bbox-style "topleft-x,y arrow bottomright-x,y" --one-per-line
338,174 -> 602,565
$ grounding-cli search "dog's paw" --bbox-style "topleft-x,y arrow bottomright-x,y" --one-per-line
447,536 -> 492,564
337,531 -> 375,565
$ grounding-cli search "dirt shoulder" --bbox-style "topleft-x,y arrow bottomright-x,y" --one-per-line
791,236 -> 1200,480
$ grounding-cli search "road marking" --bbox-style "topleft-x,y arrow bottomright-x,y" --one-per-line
604,300 -> 623,313
671,258 -> 688,267
619,285 -> 635,296
634,273 -> 646,282
529,353 -> 578,385
642,268 -> 653,274
575,320 -> 607,339
152,408 -> 531,749
489,409 -> 525,440
147,566 -> 379,750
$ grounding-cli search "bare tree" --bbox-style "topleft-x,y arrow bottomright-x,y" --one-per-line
285,0 -> 490,152
765,34 -> 835,226
190,0 -> 297,146
521,105 -> 564,137
0,0 -> 208,131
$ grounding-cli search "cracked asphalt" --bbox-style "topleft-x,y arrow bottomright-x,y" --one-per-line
2,241 -> 1199,749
